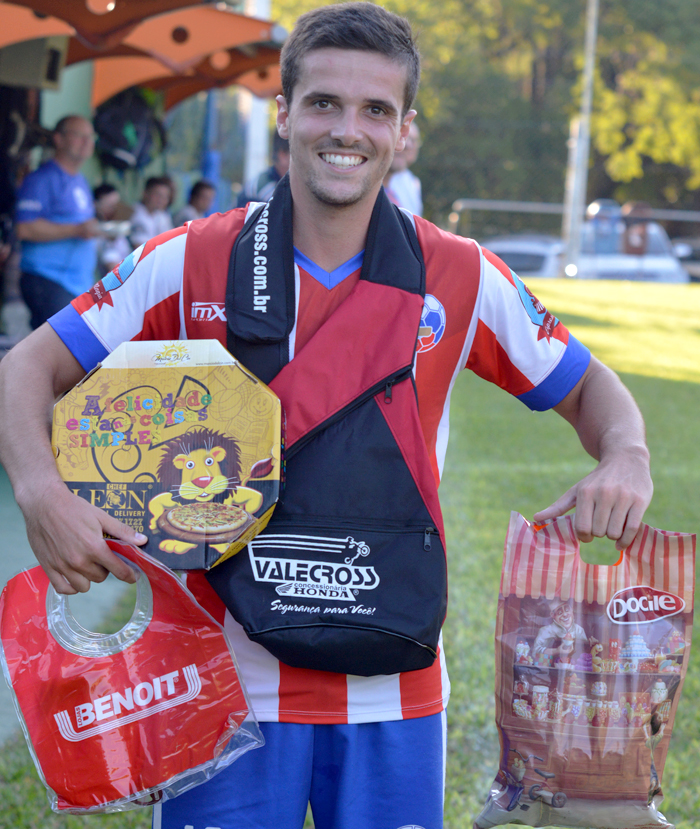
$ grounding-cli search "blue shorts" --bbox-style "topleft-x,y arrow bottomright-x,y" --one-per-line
153,712 -> 446,829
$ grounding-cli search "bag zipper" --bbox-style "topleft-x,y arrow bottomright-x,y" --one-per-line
285,364 -> 414,459
264,515 -> 438,533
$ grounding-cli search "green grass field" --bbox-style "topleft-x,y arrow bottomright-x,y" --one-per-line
1,280 -> 698,828
442,279 -> 700,827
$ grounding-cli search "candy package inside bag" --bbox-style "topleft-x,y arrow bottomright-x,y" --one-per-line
474,513 -> 695,829
0,540 -> 264,814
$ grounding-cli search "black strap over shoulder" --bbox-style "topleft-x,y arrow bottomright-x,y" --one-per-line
225,174 -> 425,384
226,176 -> 296,383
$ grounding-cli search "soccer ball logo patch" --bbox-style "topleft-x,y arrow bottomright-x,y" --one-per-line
417,294 -> 446,353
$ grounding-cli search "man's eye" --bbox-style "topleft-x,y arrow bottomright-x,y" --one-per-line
315,100 -> 331,109
369,106 -> 385,115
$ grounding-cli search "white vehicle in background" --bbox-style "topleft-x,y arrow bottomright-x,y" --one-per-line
574,200 -> 689,283
670,237 -> 700,282
482,199 -> 689,283
481,235 -> 563,278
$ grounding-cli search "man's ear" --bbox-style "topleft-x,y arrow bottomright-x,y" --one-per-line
395,109 -> 417,153
276,95 -> 290,140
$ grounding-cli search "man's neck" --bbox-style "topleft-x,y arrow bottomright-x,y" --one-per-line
53,155 -> 81,176
290,179 -> 377,273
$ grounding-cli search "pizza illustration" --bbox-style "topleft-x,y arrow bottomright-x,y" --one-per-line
156,502 -> 253,544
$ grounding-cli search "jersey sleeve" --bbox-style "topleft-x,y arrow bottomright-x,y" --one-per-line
465,247 -> 590,411
48,226 -> 188,374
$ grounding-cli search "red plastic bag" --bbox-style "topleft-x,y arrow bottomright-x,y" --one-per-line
0,540 -> 263,814
474,513 -> 695,829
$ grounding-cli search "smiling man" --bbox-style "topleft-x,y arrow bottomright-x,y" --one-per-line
0,4 -> 653,828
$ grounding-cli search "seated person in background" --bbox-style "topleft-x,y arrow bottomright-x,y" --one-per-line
384,121 -> 423,215
237,133 -> 290,205
173,180 -> 216,226
93,183 -> 132,276
129,176 -> 173,248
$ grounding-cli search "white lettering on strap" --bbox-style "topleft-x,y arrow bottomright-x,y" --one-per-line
251,202 -> 271,313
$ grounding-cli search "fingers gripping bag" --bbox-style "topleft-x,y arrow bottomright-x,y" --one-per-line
474,513 -> 695,829
0,540 -> 263,814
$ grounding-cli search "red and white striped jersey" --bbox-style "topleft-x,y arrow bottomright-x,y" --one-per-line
49,208 -> 590,724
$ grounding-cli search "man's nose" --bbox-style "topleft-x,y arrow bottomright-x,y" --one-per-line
329,108 -> 363,145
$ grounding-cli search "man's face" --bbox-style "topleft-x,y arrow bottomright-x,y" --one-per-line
277,48 -> 415,208
143,184 -> 171,213
192,187 -> 215,214
54,118 -> 95,167
553,603 -> 574,629
389,123 -> 420,174
95,191 -> 120,221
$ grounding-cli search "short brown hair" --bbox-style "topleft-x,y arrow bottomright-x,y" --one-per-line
281,2 -> 420,116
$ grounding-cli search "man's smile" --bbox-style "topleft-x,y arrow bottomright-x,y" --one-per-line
319,153 -> 366,169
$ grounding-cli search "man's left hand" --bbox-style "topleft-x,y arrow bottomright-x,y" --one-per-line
535,357 -> 653,551
534,445 -> 652,550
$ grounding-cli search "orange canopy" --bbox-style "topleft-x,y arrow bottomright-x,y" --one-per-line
3,0 -> 201,49
0,0 -> 283,107
64,4 -> 282,71
91,44 -> 282,108
117,5 -> 278,73
0,2 -> 73,49
158,57 -> 282,110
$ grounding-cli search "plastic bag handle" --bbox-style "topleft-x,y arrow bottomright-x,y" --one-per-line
45,555 -> 153,658
532,520 -> 625,566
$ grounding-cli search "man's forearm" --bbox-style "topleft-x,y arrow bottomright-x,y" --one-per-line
554,357 -> 648,463
537,356 -> 652,548
16,219 -> 85,242
0,328 -> 81,509
0,327 -> 143,593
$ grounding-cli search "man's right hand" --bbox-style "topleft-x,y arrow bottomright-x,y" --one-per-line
0,327 -> 146,595
20,479 -> 147,594
76,218 -> 102,239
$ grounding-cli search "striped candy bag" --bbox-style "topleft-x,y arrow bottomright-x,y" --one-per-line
474,512 -> 695,829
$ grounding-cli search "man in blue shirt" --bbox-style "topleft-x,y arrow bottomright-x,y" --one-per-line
15,115 -> 99,329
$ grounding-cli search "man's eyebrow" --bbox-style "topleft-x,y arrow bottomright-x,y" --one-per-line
300,92 -> 398,115
300,91 -> 340,104
366,98 -> 399,115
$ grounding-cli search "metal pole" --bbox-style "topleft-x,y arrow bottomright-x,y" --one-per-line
242,0 -> 272,187
201,90 -> 221,214
561,0 -> 600,277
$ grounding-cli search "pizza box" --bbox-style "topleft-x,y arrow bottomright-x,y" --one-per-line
52,340 -> 282,570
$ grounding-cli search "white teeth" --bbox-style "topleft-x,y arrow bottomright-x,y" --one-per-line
320,153 -> 363,167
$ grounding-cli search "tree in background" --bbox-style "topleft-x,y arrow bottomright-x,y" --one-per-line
273,0 -> 700,235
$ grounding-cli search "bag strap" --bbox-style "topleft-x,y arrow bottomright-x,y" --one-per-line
225,177 -> 425,386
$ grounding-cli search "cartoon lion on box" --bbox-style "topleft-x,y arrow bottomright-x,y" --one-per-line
148,427 -> 270,555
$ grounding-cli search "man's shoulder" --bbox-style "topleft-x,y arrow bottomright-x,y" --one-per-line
393,169 -> 420,186
256,166 -> 279,186
130,202 -> 149,220
182,207 -> 249,263
413,214 -> 481,258
16,160 -> 58,192
189,206 -> 249,232
174,204 -> 199,226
